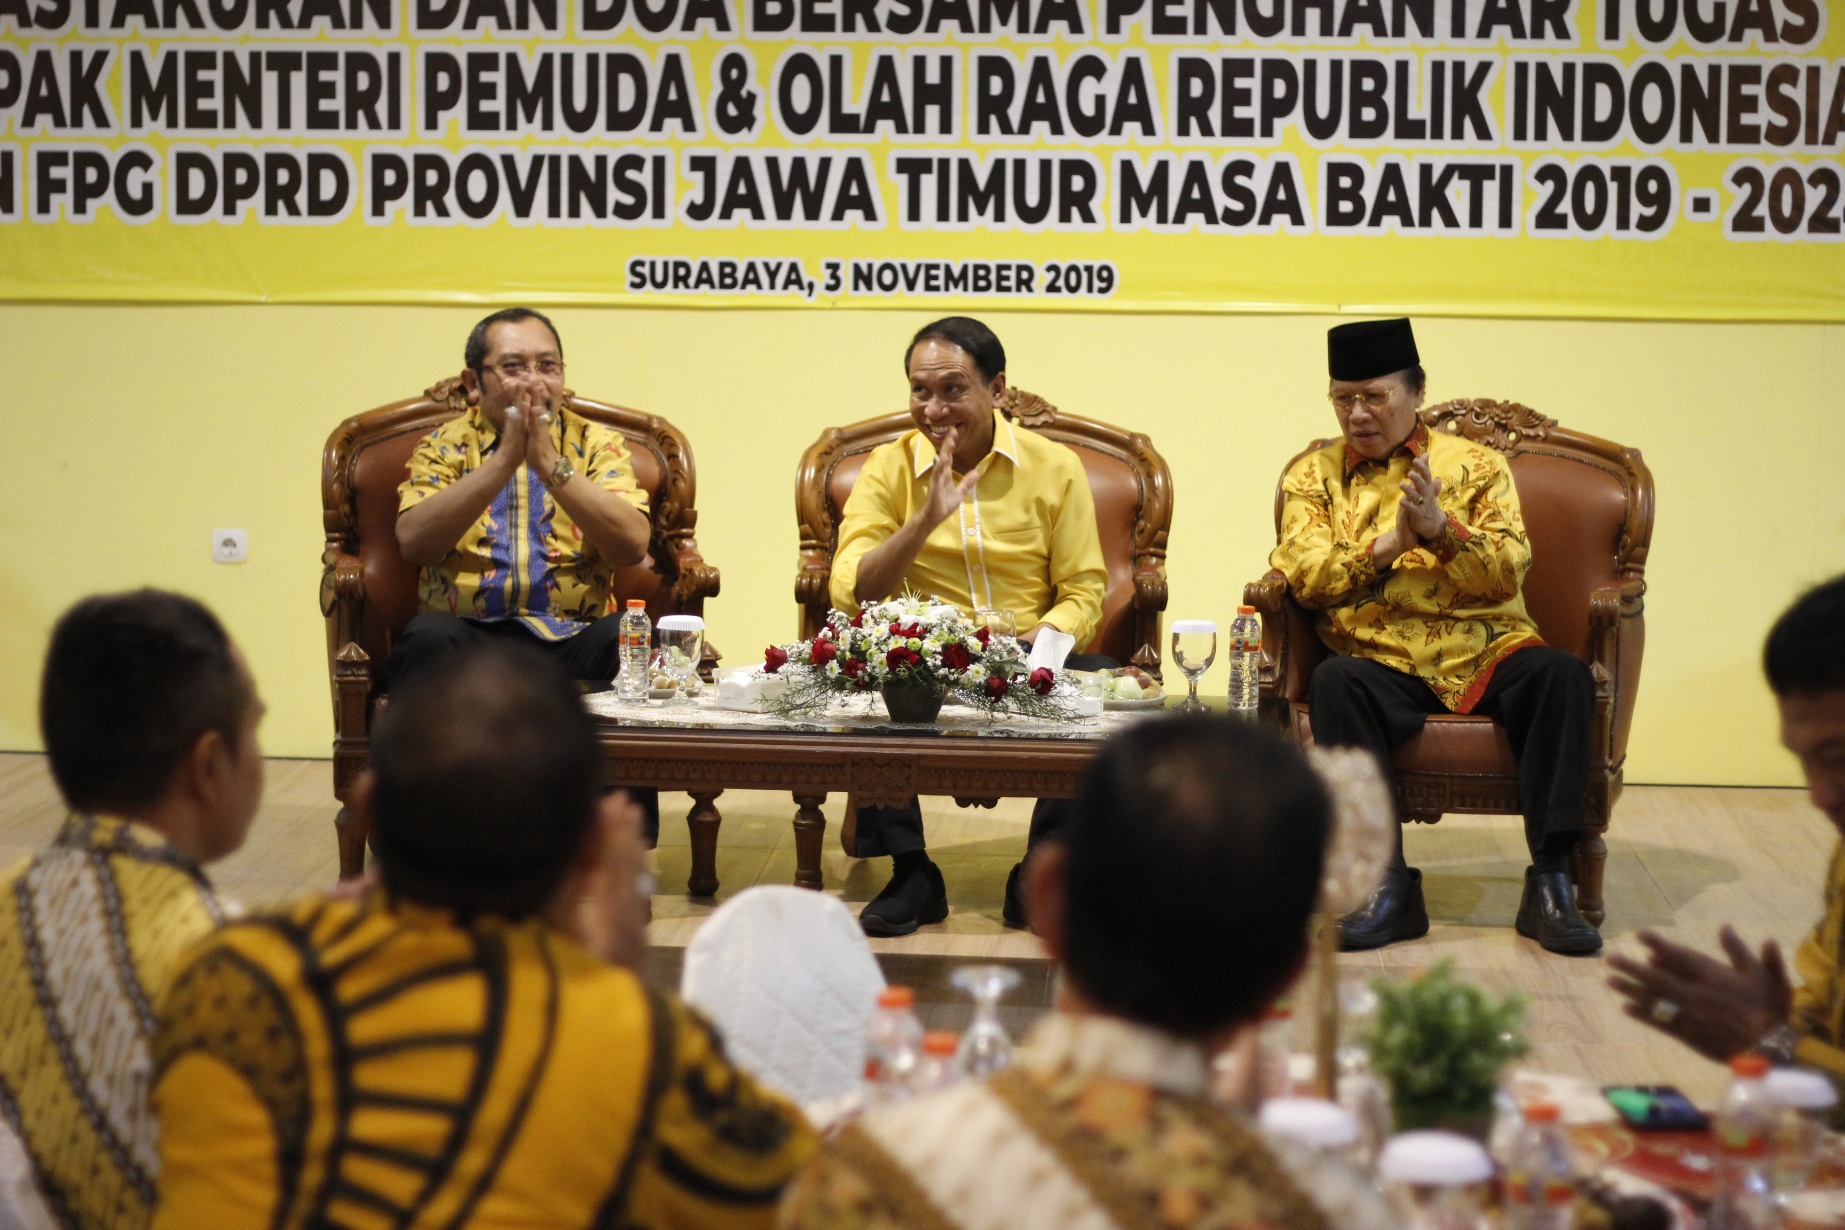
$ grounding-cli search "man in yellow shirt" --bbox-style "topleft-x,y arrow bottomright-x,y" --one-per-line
829,316 -> 1108,936
1609,576 -> 1845,1103
1270,318 -> 1599,955
151,643 -> 815,1229
0,591 -> 266,1230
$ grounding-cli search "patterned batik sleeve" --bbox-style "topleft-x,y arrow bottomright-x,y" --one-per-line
1268,460 -> 1380,610
777,1127 -> 949,1230
584,430 -> 651,516
398,424 -> 464,512
1428,454 -> 1530,604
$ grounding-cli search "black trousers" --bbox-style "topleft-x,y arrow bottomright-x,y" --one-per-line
385,612 -> 659,845
853,652 -> 1119,860
1307,646 -> 1594,861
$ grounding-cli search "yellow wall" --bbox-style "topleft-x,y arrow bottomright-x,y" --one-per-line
1,304 -> 1840,786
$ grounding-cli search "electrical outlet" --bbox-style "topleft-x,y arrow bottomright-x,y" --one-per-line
212,528 -> 248,564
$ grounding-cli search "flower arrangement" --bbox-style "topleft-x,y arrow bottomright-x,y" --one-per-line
762,596 -> 1080,721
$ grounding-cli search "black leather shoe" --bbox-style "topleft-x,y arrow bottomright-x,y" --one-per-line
1002,862 -> 1027,930
859,855 -> 949,937
1515,867 -> 1602,954
1337,867 -> 1430,951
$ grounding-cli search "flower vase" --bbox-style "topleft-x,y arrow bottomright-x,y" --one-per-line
882,677 -> 948,724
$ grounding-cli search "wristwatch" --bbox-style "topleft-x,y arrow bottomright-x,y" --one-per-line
1754,1022 -> 1802,1064
542,455 -> 576,491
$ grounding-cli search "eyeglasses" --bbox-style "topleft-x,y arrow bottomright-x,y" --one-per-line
485,358 -> 563,380
1329,390 -> 1395,412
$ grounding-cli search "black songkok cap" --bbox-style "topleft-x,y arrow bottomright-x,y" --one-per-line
1328,318 -> 1419,381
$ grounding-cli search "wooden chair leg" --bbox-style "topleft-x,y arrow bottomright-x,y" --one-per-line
687,791 -> 723,898
793,793 -> 827,890
335,805 -> 370,881
1571,832 -> 1608,928
839,792 -> 859,858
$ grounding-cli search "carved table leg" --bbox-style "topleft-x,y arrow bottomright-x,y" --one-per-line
687,791 -> 724,898
1572,831 -> 1608,928
793,794 -> 828,890
335,805 -> 369,881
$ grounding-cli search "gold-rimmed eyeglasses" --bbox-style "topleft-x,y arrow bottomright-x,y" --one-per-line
485,358 -> 564,380
1329,390 -> 1395,412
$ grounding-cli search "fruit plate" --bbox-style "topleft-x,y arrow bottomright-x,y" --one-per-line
1103,693 -> 1168,711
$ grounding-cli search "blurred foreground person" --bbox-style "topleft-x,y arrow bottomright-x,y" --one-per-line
1609,576 -> 1845,1094
780,715 -> 1393,1230
0,591 -> 266,1230
151,644 -> 814,1229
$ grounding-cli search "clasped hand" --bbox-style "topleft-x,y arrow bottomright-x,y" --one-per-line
497,380 -> 560,477
1378,455 -> 1446,561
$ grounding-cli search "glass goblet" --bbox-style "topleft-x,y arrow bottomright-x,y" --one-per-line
951,963 -> 1021,1079
1170,620 -> 1219,712
974,608 -> 1018,644
655,615 -> 704,706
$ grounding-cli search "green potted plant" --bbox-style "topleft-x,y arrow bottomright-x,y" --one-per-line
1365,959 -> 1528,1138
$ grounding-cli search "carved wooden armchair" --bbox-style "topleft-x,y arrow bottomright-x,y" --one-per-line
794,390 -> 1174,671
321,378 -> 721,878
1245,399 -> 1653,926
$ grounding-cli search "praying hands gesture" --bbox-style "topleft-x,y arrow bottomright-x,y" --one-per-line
497,378 -> 561,480
1374,454 -> 1447,571
1605,927 -> 1792,1063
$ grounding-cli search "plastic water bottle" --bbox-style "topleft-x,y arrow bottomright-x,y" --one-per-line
1503,1101 -> 1576,1230
1765,1067 -> 1839,1205
1710,1054 -> 1776,1230
1228,605 -> 1262,720
863,986 -> 924,1106
616,599 -> 651,701
910,1031 -> 964,1095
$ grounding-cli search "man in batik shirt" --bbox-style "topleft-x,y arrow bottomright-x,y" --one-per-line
781,716 -> 1393,1230
0,591 -> 266,1230
389,307 -> 653,687
1269,317 -> 1599,955
152,644 -> 815,1229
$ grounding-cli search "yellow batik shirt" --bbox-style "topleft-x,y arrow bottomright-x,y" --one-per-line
0,814 -> 223,1230
830,408 -> 1107,650
151,891 -> 816,1230
399,405 -> 650,641
1791,839 -> 1845,1116
1269,421 -> 1544,713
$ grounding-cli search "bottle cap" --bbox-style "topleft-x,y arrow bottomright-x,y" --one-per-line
1238,605 -> 1257,614
1764,1068 -> 1838,1110
1732,1053 -> 1772,1078
1377,1132 -> 1494,1186
1521,1101 -> 1561,1123
922,1031 -> 959,1056
877,986 -> 915,1009
626,598 -> 646,609
1258,1098 -> 1359,1149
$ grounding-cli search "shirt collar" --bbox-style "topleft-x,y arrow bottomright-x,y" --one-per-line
1343,418 -> 1430,476
1016,1012 -> 1212,1098
909,407 -> 1022,479
55,812 -> 206,878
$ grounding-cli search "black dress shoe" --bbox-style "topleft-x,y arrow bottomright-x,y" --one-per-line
1337,867 -> 1430,951
1002,862 -> 1027,930
1515,867 -> 1602,954
860,855 -> 949,937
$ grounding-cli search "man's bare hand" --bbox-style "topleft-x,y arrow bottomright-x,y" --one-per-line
547,791 -> 651,970
1397,454 -> 1447,540
1606,926 -> 1792,1062
918,427 -> 983,529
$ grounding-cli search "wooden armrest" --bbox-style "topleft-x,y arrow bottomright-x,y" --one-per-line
1587,578 -> 1645,629
1243,571 -> 1290,614
1131,562 -> 1168,612
318,549 -> 365,617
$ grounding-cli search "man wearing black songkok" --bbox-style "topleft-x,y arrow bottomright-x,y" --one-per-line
1268,319 -> 1600,955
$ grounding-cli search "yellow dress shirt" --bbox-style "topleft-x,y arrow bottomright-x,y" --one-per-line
830,408 -> 1107,650
1792,839 -> 1845,1109
151,891 -> 815,1230
398,404 -> 650,641
0,814 -> 222,1230
1269,421 -> 1543,713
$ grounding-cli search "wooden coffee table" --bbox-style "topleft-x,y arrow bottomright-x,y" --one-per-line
586,693 -> 1141,896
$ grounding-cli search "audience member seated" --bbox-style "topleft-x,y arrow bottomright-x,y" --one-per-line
1609,576 -> 1845,1096
1271,317 -> 1600,956
832,315 -> 1109,936
150,643 -> 815,1229
779,714 -> 1393,1230
0,591 -> 266,1230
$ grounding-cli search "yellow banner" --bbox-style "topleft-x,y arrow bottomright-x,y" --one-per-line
2,0 -> 1842,316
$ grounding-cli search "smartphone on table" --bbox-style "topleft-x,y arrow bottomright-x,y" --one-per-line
1603,1085 -> 1710,1131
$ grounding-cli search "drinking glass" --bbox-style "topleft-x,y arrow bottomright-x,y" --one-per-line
1170,620 -> 1218,712
655,615 -> 704,706
951,964 -> 1021,1079
974,608 -> 1017,642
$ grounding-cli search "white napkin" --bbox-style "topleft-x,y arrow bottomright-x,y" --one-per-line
712,670 -> 789,711
1027,627 -> 1075,673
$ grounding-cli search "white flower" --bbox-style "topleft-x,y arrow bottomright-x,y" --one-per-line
825,662 -> 841,677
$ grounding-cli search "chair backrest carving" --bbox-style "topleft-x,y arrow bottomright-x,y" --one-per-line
795,391 -> 1172,669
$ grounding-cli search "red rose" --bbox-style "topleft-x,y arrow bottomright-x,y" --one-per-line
1029,667 -> 1055,696
841,657 -> 866,678
974,626 -> 991,648
941,642 -> 973,671
764,646 -> 788,673
984,674 -> 1010,699
886,646 -> 921,671
851,612 -> 865,627
889,622 -> 904,635
811,638 -> 838,667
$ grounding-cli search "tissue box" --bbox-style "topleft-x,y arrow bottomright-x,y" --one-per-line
714,671 -> 790,712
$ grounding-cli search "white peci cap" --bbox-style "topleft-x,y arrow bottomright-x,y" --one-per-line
1258,1098 -> 1360,1149
1765,1068 -> 1839,1111
1171,620 -> 1218,635
657,615 -> 705,632
1377,1132 -> 1494,1186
